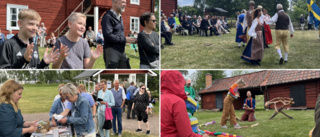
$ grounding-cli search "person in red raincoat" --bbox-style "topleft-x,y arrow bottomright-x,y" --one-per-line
161,70 -> 209,137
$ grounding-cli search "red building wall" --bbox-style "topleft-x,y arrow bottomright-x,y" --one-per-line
1,0 -> 152,40
265,80 -> 320,109
161,0 -> 177,17
95,0 -> 153,36
0,0 -> 82,38
201,93 -> 216,109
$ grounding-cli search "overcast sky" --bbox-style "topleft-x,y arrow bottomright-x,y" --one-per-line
184,70 -> 262,80
178,0 -> 194,6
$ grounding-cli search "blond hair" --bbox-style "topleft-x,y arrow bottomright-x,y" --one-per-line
79,84 -> 86,92
0,80 -> 24,112
58,83 -> 65,92
61,83 -> 78,96
18,9 -> 41,21
68,12 -> 86,23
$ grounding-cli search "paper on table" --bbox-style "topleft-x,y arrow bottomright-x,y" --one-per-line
53,114 -> 64,121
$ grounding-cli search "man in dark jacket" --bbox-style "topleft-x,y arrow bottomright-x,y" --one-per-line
200,15 -> 211,37
101,0 -> 137,69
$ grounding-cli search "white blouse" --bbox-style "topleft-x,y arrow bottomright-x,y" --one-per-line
248,18 -> 261,39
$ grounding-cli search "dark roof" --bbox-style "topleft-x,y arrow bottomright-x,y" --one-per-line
199,70 -> 320,94
73,70 -> 99,80
205,8 -> 228,13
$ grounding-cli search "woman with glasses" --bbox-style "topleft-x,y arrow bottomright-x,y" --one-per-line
49,84 -> 71,127
137,12 -> 159,69
0,80 -> 39,137
58,83 -> 95,137
96,79 -> 115,137
132,84 -> 150,135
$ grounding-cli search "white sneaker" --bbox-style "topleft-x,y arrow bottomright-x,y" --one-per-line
111,133 -> 115,135
118,134 -> 122,137
234,124 -> 241,129
221,125 -> 228,128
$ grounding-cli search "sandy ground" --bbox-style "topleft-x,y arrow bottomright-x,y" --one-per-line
22,112 -> 159,136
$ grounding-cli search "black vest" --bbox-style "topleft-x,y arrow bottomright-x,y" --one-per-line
276,11 -> 290,30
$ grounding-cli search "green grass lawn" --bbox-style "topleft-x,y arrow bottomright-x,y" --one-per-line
19,84 -> 160,115
19,84 -> 59,114
38,44 -> 140,69
161,28 -> 320,69
195,110 -> 314,137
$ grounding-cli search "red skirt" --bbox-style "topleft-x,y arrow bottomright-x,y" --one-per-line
264,24 -> 273,44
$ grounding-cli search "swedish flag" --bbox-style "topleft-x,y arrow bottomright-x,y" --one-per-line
307,0 -> 320,27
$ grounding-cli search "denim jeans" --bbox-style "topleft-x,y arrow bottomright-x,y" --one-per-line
112,107 -> 122,134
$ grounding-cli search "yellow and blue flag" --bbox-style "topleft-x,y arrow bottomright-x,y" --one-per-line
307,0 -> 320,27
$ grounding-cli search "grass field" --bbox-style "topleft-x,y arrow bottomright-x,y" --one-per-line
19,84 -> 159,115
194,95 -> 315,137
195,110 -> 314,137
161,28 -> 320,69
38,44 -> 140,69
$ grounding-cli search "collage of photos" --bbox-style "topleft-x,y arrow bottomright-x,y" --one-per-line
0,0 -> 320,137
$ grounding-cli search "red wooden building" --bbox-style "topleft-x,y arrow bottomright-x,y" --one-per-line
161,0 -> 177,16
0,0 -> 154,41
199,70 -> 320,110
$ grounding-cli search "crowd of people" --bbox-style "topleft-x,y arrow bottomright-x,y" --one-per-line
160,9 -> 231,46
237,1 -> 294,66
0,0 -> 159,69
0,78 -> 156,137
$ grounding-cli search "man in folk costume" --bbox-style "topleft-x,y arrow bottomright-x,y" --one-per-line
262,9 -> 273,48
241,91 -> 256,122
266,4 -> 294,64
221,79 -> 246,129
242,1 -> 255,42
235,9 -> 246,48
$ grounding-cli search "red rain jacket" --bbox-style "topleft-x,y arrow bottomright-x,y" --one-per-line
161,70 -> 202,137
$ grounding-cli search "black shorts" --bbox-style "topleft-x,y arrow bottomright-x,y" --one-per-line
136,109 -> 148,123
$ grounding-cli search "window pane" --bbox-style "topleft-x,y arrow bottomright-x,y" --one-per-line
12,15 -> 17,21
11,8 -> 16,14
11,21 -> 16,27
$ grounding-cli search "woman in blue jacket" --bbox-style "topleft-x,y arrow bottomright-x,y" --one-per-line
49,84 -> 71,126
96,79 -> 115,137
58,83 -> 95,136
0,80 -> 39,137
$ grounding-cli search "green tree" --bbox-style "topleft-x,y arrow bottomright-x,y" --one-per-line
290,0 -> 308,22
191,70 -> 226,96
230,70 -> 251,77
147,70 -> 159,98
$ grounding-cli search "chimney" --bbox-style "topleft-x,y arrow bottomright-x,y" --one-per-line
206,73 -> 212,88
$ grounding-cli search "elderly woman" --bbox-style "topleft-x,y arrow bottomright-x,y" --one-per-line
96,79 -> 115,137
221,78 -> 246,129
0,80 -> 39,136
138,12 -> 159,69
132,84 -> 150,135
49,84 -> 71,126
58,83 -> 95,137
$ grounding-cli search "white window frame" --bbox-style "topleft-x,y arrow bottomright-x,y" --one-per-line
130,0 -> 140,5
130,17 -> 140,33
6,4 -> 28,30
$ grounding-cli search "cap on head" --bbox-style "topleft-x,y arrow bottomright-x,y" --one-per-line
186,79 -> 191,84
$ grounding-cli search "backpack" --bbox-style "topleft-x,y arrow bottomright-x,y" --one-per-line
126,91 -> 131,101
